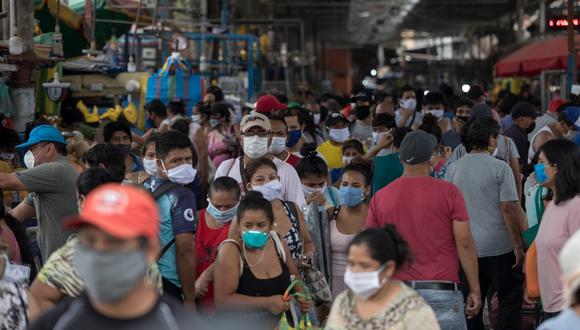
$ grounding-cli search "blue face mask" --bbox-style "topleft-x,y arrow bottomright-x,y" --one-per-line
207,200 -> 238,225
242,230 -> 269,249
340,186 -> 365,208
286,130 -> 302,148
535,163 -> 549,183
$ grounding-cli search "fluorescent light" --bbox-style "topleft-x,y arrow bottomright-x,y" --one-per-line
359,11 -> 371,18
462,84 -> 471,93
371,69 -> 377,76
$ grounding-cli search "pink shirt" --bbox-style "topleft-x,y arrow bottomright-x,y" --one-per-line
0,226 -> 22,264
366,177 -> 469,282
535,196 -> 580,313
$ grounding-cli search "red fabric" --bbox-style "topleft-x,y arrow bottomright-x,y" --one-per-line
256,95 -> 286,114
285,153 -> 302,167
194,209 -> 231,312
366,177 -> 469,282
495,35 -> 580,77
549,98 -> 565,113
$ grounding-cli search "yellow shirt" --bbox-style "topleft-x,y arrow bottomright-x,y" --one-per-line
317,141 -> 343,169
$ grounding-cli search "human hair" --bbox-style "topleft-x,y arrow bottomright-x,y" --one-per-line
49,142 -> 68,156
207,85 -> 224,102
82,144 -> 125,182
244,157 -> 277,183
372,113 -> 396,129
268,114 -> 287,129
343,140 -> 364,155
167,99 -> 186,116
296,144 -> 328,178
77,168 -> 115,197
423,91 -> 445,106
419,114 -> 442,143
343,162 -> 373,186
538,139 -> 580,205
103,121 -> 132,143
0,127 -> 19,149
171,119 -> 190,136
401,85 -> 415,95
467,117 -> 500,150
145,99 -> 167,117
393,127 -> 412,148
211,102 -> 231,121
348,225 -> 410,268
60,106 -> 84,126
155,131 -> 196,165
455,97 -> 474,110
237,191 -> 275,225
142,134 -> 159,157
0,189 -> 37,280
498,93 -> 519,115
209,176 -> 241,200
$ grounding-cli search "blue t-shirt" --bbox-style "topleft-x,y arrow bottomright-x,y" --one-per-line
144,177 -> 197,288
538,308 -> 580,330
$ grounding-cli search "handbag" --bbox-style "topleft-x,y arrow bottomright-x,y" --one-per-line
304,267 -> 332,303
525,242 -> 540,299
278,280 -> 319,330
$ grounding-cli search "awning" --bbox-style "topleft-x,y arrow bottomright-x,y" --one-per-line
495,35 -> 580,77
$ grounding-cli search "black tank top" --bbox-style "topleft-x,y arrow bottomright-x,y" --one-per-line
235,238 -> 291,298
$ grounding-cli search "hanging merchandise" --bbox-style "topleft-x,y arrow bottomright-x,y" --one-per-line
145,53 -> 203,114
42,72 -> 70,102
100,105 -> 123,122
76,100 -> 99,124
123,102 -> 138,125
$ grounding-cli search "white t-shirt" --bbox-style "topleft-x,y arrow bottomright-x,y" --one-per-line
214,156 -> 306,209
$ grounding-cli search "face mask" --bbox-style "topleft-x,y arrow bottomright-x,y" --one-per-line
162,162 -> 197,184
355,107 -> 371,120
75,245 -> 148,303
564,130 -> 578,141
372,132 -> 387,145
302,183 -> 327,198
252,180 -> 283,201
207,200 -> 239,225
535,163 -> 549,183
242,230 -> 269,249
344,265 -> 386,300
313,113 -> 321,125
143,158 -> 157,176
268,136 -> 287,155
340,186 -> 365,208
117,144 -> 131,158
401,98 -> 417,110
329,128 -> 350,143
427,109 -> 444,119
243,136 -> 269,159
525,122 -> 536,134
456,115 -> 469,123
286,130 -> 302,148
0,152 -> 15,161
343,156 -> 353,166
209,118 -> 221,128
191,114 -> 201,124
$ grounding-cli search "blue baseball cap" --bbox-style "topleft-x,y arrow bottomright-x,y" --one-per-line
563,107 -> 580,130
16,125 -> 66,151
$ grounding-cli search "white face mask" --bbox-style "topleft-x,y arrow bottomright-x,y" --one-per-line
372,132 -> 387,145
401,98 -> 417,110
329,127 -> 350,143
344,265 -> 387,300
24,150 -> 35,169
343,155 -> 353,166
426,109 -> 444,119
243,136 -> 269,159
143,158 -> 158,176
191,114 -> 201,124
161,162 -> 197,184
301,183 -> 327,198
252,179 -> 282,201
268,136 -> 287,155
313,113 -> 321,125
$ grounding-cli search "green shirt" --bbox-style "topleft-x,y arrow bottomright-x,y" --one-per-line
372,152 -> 403,195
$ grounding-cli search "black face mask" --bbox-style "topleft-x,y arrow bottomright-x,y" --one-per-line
456,115 -> 470,123
355,106 -> 371,120
525,121 -> 536,134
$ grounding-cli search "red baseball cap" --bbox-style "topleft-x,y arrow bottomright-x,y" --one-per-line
65,183 -> 159,241
256,95 -> 287,114
549,98 -> 565,113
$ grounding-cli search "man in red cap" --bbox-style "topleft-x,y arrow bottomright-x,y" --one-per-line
255,95 -> 287,115
29,184 -> 197,329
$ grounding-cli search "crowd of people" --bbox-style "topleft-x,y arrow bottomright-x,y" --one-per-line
0,83 -> 578,330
